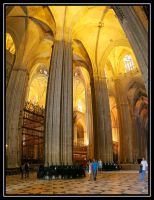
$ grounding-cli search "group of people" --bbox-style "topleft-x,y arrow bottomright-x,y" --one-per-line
83,158 -> 121,181
20,157 -> 148,182
83,157 -> 148,182
20,162 -> 30,179
83,158 -> 100,181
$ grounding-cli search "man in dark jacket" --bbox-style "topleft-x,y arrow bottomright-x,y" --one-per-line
20,162 -> 25,179
25,162 -> 29,178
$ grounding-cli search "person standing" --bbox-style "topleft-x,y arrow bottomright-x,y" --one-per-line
20,162 -> 25,179
92,158 -> 98,181
82,157 -> 87,177
139,157 -> 148,182
25,161 -> 30,178
98,159 -> 102,173
87,159 -> 92,181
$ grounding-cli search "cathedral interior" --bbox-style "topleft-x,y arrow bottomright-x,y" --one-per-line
5,5 -> 150,196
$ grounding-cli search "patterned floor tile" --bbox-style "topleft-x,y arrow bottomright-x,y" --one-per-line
4,170 -> 150,196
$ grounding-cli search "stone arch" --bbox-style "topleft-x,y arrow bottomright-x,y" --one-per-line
20,6 -> 56,36
73,39 -> 93,78
112,6 -> 148,93
6,32 -> 16,87
73,65 -> 94,159
72,40 -> 95,153
6,32 -> 16,54
126,77 -> 146,104
6,19 -> 24,53
134,95 -> 148,159
127,78 -> 148,160
28,17 -> 55,38
99,39 -> 130,69
6,6 -> 56,73
26,63 -> 49,108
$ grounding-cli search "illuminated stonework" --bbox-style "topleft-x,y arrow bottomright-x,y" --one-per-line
27,73 -> 48,108
124,55 -> 134,72
6,5 -> 148,168
6,33 -> 15,54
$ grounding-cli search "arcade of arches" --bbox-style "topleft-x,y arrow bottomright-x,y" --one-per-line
5,5 -> 149,169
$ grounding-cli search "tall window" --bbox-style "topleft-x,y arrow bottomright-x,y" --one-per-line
6,33 -> 15,54
78,100 -> 83,112
123,55 -> 134,72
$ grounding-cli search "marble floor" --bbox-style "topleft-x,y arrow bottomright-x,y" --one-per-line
4,170 -> 150,197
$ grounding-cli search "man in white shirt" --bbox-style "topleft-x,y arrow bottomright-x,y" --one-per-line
140,157 -> 148,182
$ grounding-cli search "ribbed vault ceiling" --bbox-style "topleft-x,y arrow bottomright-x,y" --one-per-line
6,6 -> 140,108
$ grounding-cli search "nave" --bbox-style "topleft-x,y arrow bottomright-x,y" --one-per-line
5,170 -> 149,196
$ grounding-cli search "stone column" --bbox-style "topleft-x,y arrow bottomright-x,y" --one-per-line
114,78 -> 134,163
73,124 -> 77,145
113,6 -> 148,93
6,50 -> 15,88
86,87 -> 94,160
45,40 -> 73,166
6,68 -> 29,168
93,73 -> 113,162
45,40 -> 63,166
131,113 -> 139,163
60,40 -> 73,165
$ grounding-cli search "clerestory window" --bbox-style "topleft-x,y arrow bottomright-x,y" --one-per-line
123,55 -> 134,72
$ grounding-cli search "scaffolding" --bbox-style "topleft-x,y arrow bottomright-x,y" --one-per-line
21,102 -> 87,163
21,101 -> 45,164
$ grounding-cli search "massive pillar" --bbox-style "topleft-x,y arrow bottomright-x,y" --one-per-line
45,41 -> 63,166
6,68 -> 29,168
45,38 -> 73,165
131,113 -> 139,163
113,6 -> 148,93
93,72 -> 113,162
61,40 -> 73,164
6,22 -> 44,168
86,87 -> 94,160
114,78 -> 134,163
73,124 -> 77,145
6,50 -> 15,88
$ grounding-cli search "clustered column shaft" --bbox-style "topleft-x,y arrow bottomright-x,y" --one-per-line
93,75 -> 113,162
6,68 -> 28,168
45,40 -> 73,166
